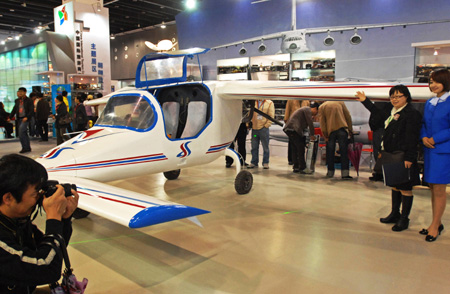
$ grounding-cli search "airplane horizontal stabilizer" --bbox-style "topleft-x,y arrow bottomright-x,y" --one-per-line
49,175 -> 210,229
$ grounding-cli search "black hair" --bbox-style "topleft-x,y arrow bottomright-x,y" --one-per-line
29,92 -> 38,99
310,101 -> 320,109
389,84 -> 412,103
0,154 -> 48,204
76,94 -> 85,103
38,92 -> 44,98
430,69 -> 450,92
18,87 -> 27,92
56,95 -> 64,102
62,91 -> 68,97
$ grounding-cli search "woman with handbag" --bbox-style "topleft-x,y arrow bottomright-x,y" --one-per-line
356,85 -> 422,232
420,69 -> 450,242
52,95 -> 70,145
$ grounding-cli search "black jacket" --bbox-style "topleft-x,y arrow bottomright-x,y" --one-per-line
0,108 -> 10,125
55,103 -> 69,128
362,100 -> 392,131
363,98 -> 422,162
10,97 -> 34,121
36,99 -> 50,121
74,103 -> 87,127
0,213 -> 73,293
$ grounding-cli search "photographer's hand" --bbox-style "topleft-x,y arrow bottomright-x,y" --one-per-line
42,185 -> 67,221
62,189 -> 79,219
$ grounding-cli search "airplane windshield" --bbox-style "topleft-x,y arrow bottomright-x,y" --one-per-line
96,95 -> 155,131
140,56 -> 184,82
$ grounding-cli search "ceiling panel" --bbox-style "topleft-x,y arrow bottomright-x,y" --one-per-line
0,0 -> 186,38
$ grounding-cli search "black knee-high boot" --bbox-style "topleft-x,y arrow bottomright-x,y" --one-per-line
392,195 -> 413,232
380,190 -> 402,223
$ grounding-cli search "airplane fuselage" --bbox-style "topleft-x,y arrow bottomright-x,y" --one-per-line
37,82 -> 243,182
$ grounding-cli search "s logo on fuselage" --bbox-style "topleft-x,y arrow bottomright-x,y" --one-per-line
177,141 -> 192,158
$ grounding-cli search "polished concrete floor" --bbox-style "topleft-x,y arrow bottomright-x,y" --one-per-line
1,136 -> 450,294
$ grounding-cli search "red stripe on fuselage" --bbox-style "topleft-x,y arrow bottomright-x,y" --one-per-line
47,158 -> 168,172
78,191 -> 146,209
55,154 -> 165,168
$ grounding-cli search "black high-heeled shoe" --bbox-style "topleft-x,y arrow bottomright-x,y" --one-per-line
425,224 -> 444,242
419,224 -> 444,235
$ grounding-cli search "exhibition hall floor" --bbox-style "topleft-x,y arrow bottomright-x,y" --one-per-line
1,138 -> 450,294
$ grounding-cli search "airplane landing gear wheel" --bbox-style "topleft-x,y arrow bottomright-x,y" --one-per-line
235,170 -> 253,194
72,208 -> 90,219
164,169 -> 181,180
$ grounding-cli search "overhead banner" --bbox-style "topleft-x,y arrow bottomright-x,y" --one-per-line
54,2 -> 75,39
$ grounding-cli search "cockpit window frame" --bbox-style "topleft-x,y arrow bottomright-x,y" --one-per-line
95,93 -> 158,133
135,48 -> 210,88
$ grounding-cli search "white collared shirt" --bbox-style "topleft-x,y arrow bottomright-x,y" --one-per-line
429,92 -> 450,106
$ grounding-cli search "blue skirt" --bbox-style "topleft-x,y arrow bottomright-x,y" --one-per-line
424,149 -> 450,184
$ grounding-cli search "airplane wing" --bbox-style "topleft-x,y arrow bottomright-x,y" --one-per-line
216,80 -> 433,103
50,175 -> 210,229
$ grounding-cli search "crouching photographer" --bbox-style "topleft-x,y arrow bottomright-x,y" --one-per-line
0,154 -> 79,293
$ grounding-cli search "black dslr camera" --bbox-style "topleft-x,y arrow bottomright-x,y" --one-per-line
42,180 -> 77,198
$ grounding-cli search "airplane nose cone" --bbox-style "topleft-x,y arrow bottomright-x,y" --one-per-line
289,43 -> 298,50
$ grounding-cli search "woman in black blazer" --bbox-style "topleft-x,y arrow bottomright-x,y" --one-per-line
356,85 -> 422,232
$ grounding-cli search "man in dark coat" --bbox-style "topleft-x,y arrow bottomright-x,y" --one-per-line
10,87 -> 33,153
35,93 -> 50,141
74,95 -> 88,132
0,102 -> 14,138
283,104 -> 316,173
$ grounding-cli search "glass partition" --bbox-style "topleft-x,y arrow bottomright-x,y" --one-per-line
0,43 -> 49,111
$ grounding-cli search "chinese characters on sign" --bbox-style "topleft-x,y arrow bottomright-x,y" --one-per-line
91,43 -> 103,87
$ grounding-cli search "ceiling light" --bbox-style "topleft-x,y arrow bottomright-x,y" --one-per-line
258,39 -> 267,53
161,21 -> 166,29
186,0 -> 196,10
6,36 -> 13,41
239,43 -> 247,56
34,27 -> 42,34
110,34 -> 115,40
1,41 -> 5,45
434,48 -> 439,56
323,30 -> 334,46
15,35 -> 20,41
350,28 -> 362,45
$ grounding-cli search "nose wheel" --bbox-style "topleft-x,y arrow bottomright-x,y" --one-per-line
163,169 -> 181,180
235,170 -> 253,194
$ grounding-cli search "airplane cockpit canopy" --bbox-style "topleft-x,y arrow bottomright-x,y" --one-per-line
96,94 -> 156,131
135,48 -> 210,88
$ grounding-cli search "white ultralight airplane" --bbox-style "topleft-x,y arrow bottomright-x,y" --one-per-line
36,48 -> 433,229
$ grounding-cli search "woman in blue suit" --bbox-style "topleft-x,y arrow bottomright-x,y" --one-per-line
420,69 -> 450,242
